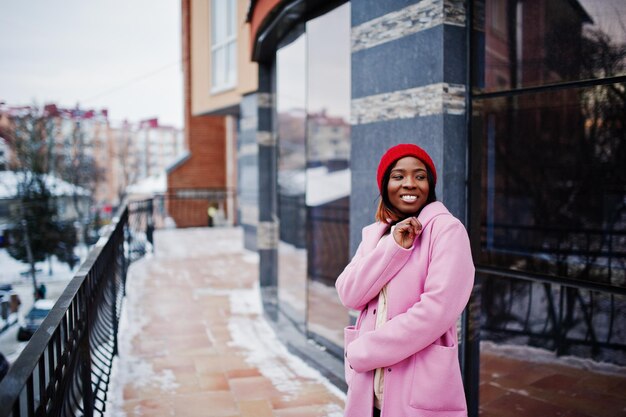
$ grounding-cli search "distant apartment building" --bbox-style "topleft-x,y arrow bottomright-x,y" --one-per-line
136,118 -> 185,179
0,103 -> 184,216
101,118 -> 184,210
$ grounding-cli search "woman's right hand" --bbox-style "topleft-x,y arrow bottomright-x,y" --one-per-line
393,217 -> 422,249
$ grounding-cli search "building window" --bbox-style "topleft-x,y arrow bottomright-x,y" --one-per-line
471,0 -> 626,364
274,2 -> 351,352
211,0 -> 237,92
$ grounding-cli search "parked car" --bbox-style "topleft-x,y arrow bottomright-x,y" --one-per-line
17,299 -> 55,342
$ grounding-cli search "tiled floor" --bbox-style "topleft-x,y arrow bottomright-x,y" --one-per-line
107,227 -> 626,417
106,227 -> 344,417
479,349 -> 626,417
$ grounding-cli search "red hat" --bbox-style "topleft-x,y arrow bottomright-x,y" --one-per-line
376,143 -> 437,193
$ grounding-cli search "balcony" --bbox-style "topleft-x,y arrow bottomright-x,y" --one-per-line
0,200 -> 625,417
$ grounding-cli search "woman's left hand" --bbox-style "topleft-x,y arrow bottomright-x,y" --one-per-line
393,217 -> 422,249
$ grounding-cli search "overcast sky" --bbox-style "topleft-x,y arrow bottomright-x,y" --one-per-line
0,0 -> 183,128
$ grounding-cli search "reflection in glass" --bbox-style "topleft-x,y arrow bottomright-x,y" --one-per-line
480,275 -> 626,364
276,29 -> 307,328
473,0 -> 626,92
475,83 -> 626,287
305,2 -> 351,349
474,74 -> 626,363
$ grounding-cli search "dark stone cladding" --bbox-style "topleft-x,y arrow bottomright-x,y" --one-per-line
239,93 -> 259,251
257,64 -> 278,287
351,0 -> 420,27
352,25 -> 466,99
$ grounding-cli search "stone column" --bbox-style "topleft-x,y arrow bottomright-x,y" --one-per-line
256,65 -> 279,290
238,93 -> 260,251
350,0 -> 468,254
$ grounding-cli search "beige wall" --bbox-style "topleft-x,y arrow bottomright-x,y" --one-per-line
191,0 -> 258,115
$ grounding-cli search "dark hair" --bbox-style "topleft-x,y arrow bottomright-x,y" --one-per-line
375,161 -> 437,223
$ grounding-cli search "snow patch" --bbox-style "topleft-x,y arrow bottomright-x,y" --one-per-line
481,340 -> 626,376
104,260 -> 179,417
0,248 -> 78,285
323,403 -> 345,417
226,287 -> 346,402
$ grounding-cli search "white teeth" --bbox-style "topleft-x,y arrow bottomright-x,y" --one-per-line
401,195 -> 417,202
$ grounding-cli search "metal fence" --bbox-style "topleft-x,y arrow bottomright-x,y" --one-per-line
0,199 -> 154,417
480,267 -> 626,365
479,223 -> 626,365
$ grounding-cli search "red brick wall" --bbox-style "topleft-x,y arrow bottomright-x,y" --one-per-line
169,0 -> 227,227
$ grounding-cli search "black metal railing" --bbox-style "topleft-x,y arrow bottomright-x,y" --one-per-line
480,267 -> 626,364
478,223 -> 626,366
127,199 -> 155,262
0,199 -> 154,417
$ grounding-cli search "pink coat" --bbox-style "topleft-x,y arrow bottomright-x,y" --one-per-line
336,202 -> 474,417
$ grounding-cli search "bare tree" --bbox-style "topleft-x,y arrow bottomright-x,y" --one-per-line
56,120 -> 104,246
113,124 -> 140,204
3,107 -> 60,297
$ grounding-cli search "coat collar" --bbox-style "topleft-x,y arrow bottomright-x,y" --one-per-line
361,202 -> 450,254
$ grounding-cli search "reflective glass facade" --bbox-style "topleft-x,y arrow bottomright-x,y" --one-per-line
306,3 -> 351,350
276,27 -> 308,329
473,0 -> 626,93
274,3 -> 351,346
471,0 -> 626,364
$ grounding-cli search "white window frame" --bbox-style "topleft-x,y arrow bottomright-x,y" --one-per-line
211,0 -> 237,93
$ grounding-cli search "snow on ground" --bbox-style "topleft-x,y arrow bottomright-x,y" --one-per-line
226,281 -> 346,411
481,340 -> 626,376
104,254 -> 178,417
0,247 -> 86,285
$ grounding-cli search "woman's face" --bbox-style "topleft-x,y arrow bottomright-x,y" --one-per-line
386,156 -> 430,216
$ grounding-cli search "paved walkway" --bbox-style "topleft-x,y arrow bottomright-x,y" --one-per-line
479,345 -> 626,417
105,227 -> 344,417
105,227 -> 626,417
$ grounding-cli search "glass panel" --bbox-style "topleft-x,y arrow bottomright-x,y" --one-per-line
305,2 -> 351,349
212,47 -> 225,87
472,0 -> 626,93
473,82 -> 626,289
226,41 -> 236,86
211,0 -> 227,45
227,0 -> 235,38
276,28 -> 307,329
480,273 -> 626,364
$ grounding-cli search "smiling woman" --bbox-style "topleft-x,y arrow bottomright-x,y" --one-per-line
336,143 -> 475,417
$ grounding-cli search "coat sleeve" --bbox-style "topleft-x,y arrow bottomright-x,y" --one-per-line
346,219 -> 475,372
335,228 -> 413,311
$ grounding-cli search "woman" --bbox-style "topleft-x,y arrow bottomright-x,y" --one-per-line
336,143 -> 474,417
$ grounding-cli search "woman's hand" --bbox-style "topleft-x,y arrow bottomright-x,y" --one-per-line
393,217 -> 422,249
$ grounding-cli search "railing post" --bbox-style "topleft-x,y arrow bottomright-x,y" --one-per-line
112,223 -> 121,357
147,199 -> 154,248
80,328 -> 94,417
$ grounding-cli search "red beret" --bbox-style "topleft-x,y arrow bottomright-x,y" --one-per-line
377,143 -> 437,193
